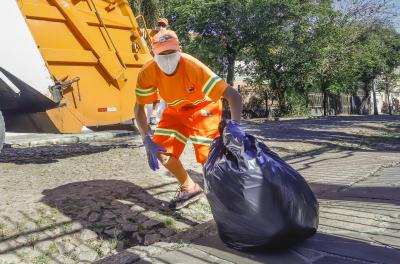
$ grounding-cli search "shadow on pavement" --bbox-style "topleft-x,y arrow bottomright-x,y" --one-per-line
93,250 -> 151,264
0,143 -> 139,165
245,115 -> 400,153
185,232 -> 400,264
310,182 -> 400,206
4,176 -> 395,263
39,180 -> 196,249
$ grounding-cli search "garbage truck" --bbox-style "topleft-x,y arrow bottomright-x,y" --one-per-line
0,0 -> 153,151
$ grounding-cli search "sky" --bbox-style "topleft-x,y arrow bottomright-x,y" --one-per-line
333,0 -> 400,32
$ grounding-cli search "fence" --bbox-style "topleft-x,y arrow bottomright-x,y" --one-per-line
308,93 -> 353,116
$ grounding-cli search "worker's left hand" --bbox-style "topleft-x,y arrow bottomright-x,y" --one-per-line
225,120 -> 245,143
143,135 -> 166,171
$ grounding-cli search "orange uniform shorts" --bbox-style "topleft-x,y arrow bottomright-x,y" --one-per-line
152,100 -> 222,164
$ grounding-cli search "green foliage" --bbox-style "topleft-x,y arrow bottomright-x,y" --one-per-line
286,90 -> 310,117
129,0 -> 167,27
134,0 -> 400,115
32,255 -> 49,264
165,0 -> 254,83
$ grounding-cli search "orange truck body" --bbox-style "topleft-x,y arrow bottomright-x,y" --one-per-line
3,0 -> 152,133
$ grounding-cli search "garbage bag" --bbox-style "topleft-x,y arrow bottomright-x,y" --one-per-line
204,125 -> 319,250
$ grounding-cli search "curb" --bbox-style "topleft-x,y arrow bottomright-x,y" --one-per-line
5,130 -> 138,148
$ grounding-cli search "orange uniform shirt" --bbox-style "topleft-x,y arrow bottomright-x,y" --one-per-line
135,53 -> 229,109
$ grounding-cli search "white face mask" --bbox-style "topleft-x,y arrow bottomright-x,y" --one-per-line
154,52 -> 181,75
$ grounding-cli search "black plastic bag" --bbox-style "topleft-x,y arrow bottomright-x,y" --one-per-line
204,126 -> 319,250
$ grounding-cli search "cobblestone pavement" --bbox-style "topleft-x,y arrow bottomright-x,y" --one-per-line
0,115 -> 399,263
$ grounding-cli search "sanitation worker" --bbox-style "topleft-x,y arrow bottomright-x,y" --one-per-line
149,18 -> 169,38
134,30 -> 244,210
155,18 -> 168,32
146,18 -> 169,125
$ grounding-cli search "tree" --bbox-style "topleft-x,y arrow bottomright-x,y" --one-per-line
165,0 -> 254,85
350,27 -> 400,114
378,70 -> 400,114
130,0 -> 400,117
129,0 -> 166,28
244,0 -> 336,114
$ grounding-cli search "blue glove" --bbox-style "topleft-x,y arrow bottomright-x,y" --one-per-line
143,135 -> 167,171
225,120 -> 245,143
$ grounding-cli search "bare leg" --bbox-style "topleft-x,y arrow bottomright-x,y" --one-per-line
158,154 -> 196,191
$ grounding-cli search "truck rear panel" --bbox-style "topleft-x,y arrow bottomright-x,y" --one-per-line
12,0 -> 152,132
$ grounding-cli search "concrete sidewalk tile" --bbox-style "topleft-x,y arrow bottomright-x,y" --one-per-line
151,247 -> 234,264
192,235 -> 309,264
5,130 -> 136,147
313,256 -> 368,264
292,247 -> 326,261
300,233 -> 400,264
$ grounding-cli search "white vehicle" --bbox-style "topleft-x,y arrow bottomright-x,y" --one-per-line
0,0 -> 151,152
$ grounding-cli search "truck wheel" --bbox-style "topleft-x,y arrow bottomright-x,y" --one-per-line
0,111 -> 4,153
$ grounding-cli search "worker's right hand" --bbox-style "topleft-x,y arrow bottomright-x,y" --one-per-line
143,135 -> 167,171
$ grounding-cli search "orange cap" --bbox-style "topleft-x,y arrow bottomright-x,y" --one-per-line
157,18 -> 168,27
152,30 -> 181,55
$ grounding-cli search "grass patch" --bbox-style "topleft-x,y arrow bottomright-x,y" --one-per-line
163,217 -> 174,228
137,225 -> 146,236
94,244 -> 104,258
90,223 -> 105,230
32,255 -> 49,264
27,234 -> 40,246
46,242 -> 59,255
110,239 -> 118,250
61,223 -> 72,233
194,201 -> 211,213
0,223 -> 5,238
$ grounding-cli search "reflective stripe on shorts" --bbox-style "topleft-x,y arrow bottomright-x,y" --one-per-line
154,128 -> 188,144
190,135 -> 214,146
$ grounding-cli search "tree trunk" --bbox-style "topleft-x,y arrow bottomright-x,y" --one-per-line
359,79 -> 373,115
226,50 -> 237,86
0,110 -> 4,153
372,80 -> 378,115
271,79 -> 286,116
333,94 -> 341,115
385,76 -> 392,115
322,89 -> 328,116
320,79 -> 329,116
359,92 -> 370,115
277,90 -> 286,115
350,93 -> 356,114
140,0 -> 160,27
264,92 -> 269,118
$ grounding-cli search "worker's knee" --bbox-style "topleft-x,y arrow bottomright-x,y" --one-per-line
157,153 -> 171,165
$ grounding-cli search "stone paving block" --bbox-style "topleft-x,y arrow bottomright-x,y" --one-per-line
0,253 -> 21,263
1,116 -> 399,263
80,229 -> 98,241
94,250 -> 141,264
76,244 -> 98,262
